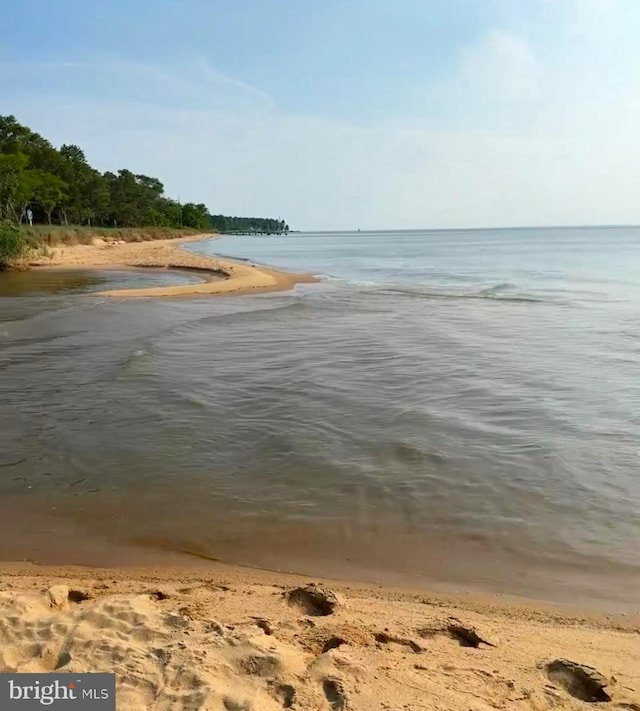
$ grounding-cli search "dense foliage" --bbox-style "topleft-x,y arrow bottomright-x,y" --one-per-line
0,220 -> 34,268
210,215 -> 289,234
0,115 -> 289,234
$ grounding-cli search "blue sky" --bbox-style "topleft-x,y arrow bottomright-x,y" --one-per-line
2,0 -> 639,230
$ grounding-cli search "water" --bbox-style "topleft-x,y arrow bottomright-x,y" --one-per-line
0,267 -> 205,297
1,228 -> 639,610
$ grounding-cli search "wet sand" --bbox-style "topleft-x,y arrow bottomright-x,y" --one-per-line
30,233 -> 317,297
0,561 -> 638,710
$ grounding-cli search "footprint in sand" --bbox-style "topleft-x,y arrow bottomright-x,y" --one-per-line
322,678 -> 348,710
284,584 -> 339,617
374,631 -> 424,654
271,682 -> 296,709
544,659 -> 612,703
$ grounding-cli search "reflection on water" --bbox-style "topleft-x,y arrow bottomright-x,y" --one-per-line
0,267 -> 205,297
0,269 -> 105,296
1,228 -> 640,611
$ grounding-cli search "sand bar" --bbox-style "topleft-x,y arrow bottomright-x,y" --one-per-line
29,233 -> 317,297
0,561 -> 638,709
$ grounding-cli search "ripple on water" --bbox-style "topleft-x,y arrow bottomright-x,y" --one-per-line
1,228 -> 640,610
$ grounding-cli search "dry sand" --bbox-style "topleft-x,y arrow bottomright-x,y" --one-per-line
30,233 -> 317,297
0,561 -> 638,710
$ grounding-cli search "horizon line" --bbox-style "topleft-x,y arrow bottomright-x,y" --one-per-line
291,223 -> 640,234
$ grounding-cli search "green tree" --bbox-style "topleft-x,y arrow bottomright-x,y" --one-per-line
82,171 -> 110,226
59,144 -> 88,165
32,172 -> 68,224
57,144 -> 94,224
0,115 -> 32,154
14,169 -> 45,223
157,198 -> 182,227
182,203 -> 210,229
106,169 -> 141,226
0,152 -> 29,222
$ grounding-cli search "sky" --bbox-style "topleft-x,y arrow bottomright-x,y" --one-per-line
1,0 -> 640,231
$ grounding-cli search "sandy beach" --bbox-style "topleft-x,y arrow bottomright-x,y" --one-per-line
29,233 -> 317,297
0,561 -> 638,710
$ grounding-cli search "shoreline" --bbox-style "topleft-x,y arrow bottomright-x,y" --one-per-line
0,560 -> 638,709
29,233 -> 318,297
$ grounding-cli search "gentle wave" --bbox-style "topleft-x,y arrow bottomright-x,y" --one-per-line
376,284 -> 544,303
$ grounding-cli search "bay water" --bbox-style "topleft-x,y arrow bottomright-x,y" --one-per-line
1,228 -> 639,610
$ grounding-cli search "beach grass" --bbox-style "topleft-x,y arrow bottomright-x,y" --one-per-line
20,224 -> 204,247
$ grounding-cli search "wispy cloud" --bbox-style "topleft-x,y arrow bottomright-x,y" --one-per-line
0,56 -> 274,113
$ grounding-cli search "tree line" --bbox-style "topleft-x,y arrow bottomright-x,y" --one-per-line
0,115 -> 289,234
210,215 -> 289,234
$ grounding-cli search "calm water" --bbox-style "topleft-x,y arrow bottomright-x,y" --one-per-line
1,228 -> 639,610
0,267 -> 205,297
